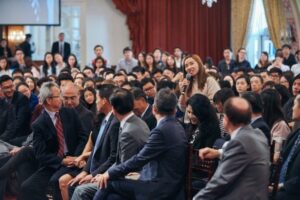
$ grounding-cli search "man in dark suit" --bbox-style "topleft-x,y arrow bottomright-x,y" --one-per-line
194,97 -> 269,200
217,48 -> 235,76
276,95 -> 300,200
0,98 -> 16,141
0,75 -> 31,145
69,84 -> 119,200
51,32 -> 71,62
19,82 -> 88,200
72,88 -> 150,200
242,92 -> 271,144
93,88 -> 187,200
48,82 -> 94,200
132,87 -> 157,130
19,34 -> 34,58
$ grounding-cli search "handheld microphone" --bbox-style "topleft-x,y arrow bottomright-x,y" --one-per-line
182,74 -> 192,93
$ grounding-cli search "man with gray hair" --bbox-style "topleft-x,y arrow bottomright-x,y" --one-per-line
93,88 -> 188,200
19,82 -> 88,200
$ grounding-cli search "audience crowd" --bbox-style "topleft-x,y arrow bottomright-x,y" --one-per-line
0,34 -> 300,200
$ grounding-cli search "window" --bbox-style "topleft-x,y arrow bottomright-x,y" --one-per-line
25,3 -> 82,63
246,0 -> 276,67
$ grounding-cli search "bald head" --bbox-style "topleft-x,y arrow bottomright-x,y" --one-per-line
224,97 -> 252,126
61,82 -> 80,108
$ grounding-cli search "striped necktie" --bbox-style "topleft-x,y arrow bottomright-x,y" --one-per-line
55,112 -> 65,157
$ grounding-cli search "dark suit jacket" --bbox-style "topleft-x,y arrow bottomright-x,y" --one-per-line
0,99 -> 16,141
74,104 -> 94,135
108,116 -> 188,200
217,59 -> 235,75
32,107 -> 88,169
51,41 -> 71,61
19,41 -> 32,58
0,46 -> 12,58
251,117 -> 271,145
84,114 -> 119,176
277,129 -> 300,200
10,91 -> 31,139
141,105 -> 157,130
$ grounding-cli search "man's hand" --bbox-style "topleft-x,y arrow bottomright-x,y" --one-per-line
68,171 -> 88,186
10,147 -> 22,156
199,147 -> 220,160
96,172 -> 110,189
62,156 -> 77,167
78,174 -> 93,185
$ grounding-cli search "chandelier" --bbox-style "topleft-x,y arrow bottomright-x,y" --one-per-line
202,0 -> 217,7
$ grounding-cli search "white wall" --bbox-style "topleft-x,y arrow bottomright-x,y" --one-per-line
85,0 -> 131,66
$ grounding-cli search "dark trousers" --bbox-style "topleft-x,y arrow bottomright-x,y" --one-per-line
0,147 -> 37,199
93,179 -> 141,200
18,167 -> 56,200
0,146 -> 36,178
0,156 -> 10,200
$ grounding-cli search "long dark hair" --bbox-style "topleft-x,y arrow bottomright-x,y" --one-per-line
187,94 -> 221,149
261,89 -> 286,128
66,53 -> 79,69
42,52 -> 56,76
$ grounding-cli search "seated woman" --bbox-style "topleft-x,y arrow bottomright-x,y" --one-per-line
261,89 -> 291,161
186,93 -> 221,149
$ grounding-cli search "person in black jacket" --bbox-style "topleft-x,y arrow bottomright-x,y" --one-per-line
132,87 -> 157,130
0,98 -> 16,141
0,75 -> 31,146
51,32 -> 71,62
19,82 -> 88,200
69,84 -> 119,200
186,94 -> 221,149
276,94 -> 300,200
242,92 -> 271,144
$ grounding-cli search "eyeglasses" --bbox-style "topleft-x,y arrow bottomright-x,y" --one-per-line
49,95 -> 61,99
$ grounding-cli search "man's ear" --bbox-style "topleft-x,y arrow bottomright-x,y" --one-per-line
152,104 -> 157,115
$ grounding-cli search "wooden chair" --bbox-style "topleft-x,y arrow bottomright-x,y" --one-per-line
186,144 -> 217,200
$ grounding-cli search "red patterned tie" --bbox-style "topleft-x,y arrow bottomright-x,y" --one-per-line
55,112 -> 65,157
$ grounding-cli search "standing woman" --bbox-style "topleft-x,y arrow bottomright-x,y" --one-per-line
40,52 -> 56,77
261,89 -> 290,161
145,53 -> 157,73
179,54 -> 220,122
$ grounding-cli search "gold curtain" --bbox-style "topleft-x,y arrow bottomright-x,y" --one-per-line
263,0 -> 286,49
231,0 -> 254,54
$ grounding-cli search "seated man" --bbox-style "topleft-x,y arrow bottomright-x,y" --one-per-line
276,95 -> 300,200
194,97 -> 270,200
71,88 -> 149,200
132,87 -> 157,130
19,82 -> 88,200
93,88 -> 188,200
0,75 -> 31,146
